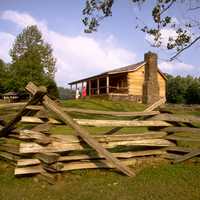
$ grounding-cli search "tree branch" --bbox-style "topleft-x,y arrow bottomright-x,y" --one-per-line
170,35 -> 200,61
160,0 -> 176,16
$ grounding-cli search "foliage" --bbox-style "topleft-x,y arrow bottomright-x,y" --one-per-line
45,78 -> 59,99
8,25 -> 58,97
10,25 -> 56,79
0,59 -> 11,94
0,59 -> 6,94
82,0 -> 200,60
58,87 -> 75,100
166,74 -> 200,104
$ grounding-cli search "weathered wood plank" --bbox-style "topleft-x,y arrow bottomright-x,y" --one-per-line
52,131 -> 168,143
26,82 -> 135,177
15,158 -> 138,175
173,150 -> 200,163
19,139 -> 174,154
18,129 -> 52,145
166,135 -> 200,142
162,126 -> 200,134
17,149 -> 166,167
17,158 -> 40,166
16,131 -> 167,143
74,119 -> 171,127
150,113 -> 200,124
144,97 -> 166,112
15,165 -> 44,175
0,85 -> 47,137
0,151 -> 19,162
35,152 -> 59,164
0,102 -> 26,109
15,157 -> 162,175
166,146 -> 194,153
21,116 -> 62,124
31,123 -> 51,133
26,105 -> 160,117
20,116 -> 171,127
0,144 -> 19,155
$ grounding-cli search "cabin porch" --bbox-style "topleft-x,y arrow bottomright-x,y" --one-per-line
69,73 -> 129,97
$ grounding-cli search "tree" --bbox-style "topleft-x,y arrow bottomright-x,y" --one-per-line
58,87 -> 75,100
82,0 -> 200,60
9,25 -> 58,97
0,59 -> 6,93
185,79 -> 200,104
166,74 -> 200,104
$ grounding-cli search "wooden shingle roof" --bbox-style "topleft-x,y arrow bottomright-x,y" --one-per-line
68,61 -> 145,85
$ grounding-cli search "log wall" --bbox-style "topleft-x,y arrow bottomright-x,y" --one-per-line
127,66 -> 166,99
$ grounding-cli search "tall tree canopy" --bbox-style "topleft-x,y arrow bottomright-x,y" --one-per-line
9,25 -> 58,97
0,59 -> 6,93
82,0 -> 200,60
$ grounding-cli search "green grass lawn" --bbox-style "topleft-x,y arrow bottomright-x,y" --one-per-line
0,99 -> 200,200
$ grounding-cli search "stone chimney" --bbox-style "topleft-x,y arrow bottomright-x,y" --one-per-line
142,52 -> 160,104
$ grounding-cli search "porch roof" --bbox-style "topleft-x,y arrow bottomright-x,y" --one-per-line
68,61 -> 145,85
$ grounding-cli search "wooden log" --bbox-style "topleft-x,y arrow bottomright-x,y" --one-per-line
161,126 -> 200,134
17,149 -> 166,167
26,82 -> 135,177
165,135 -> 200,142
73,119 -> 171,127
19,129 -> 51,144
20,116 -> 171,127
15,165 -> 44,175
166,146 -> 194,153
52,131 -> 168,143
173,150 -> 200,163
0,144 -> 19,155
65,108 -> 160,117
21,116 -> 62,124
0,85 -> 47,137
0,151 -> 19,162
17,158 -> 41,166
162,153 -> 181,160
16,131 -> 167,143
144,97 -> 166,112
35,152 -> 59,164
21,116 -> 45,124
19,139 -> 174,154
150,113 -> 200,124
26,105 -> 160,117
31,123 -> 51,133
15,157 -> 163,175
15,158 -> 138,175
0,102 -> 26,109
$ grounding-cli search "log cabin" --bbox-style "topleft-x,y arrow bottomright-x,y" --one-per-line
68,52 -> 167,104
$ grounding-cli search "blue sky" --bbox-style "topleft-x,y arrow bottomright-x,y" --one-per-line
0,0 -> 199,86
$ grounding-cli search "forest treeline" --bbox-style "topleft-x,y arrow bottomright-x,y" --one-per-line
166,74 -> 200,104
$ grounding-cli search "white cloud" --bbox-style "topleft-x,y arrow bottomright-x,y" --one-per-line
0,32 -> 15,62
159,61 -> 200,77
0,10 -> 136,86
146,28 -> 178,49
0,10 -> 47,28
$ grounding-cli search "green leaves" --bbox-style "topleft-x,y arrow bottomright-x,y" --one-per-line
7,25 -> 58,98
82,0 -> 114,33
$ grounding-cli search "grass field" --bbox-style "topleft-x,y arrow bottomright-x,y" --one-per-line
0,99 -> 200,200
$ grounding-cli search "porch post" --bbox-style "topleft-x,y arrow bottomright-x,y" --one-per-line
88,80 -> 91,96
75,83 -> 77,91
70,84 -> 72,91
106,75 -> 109,94
97,78 -> 100,95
